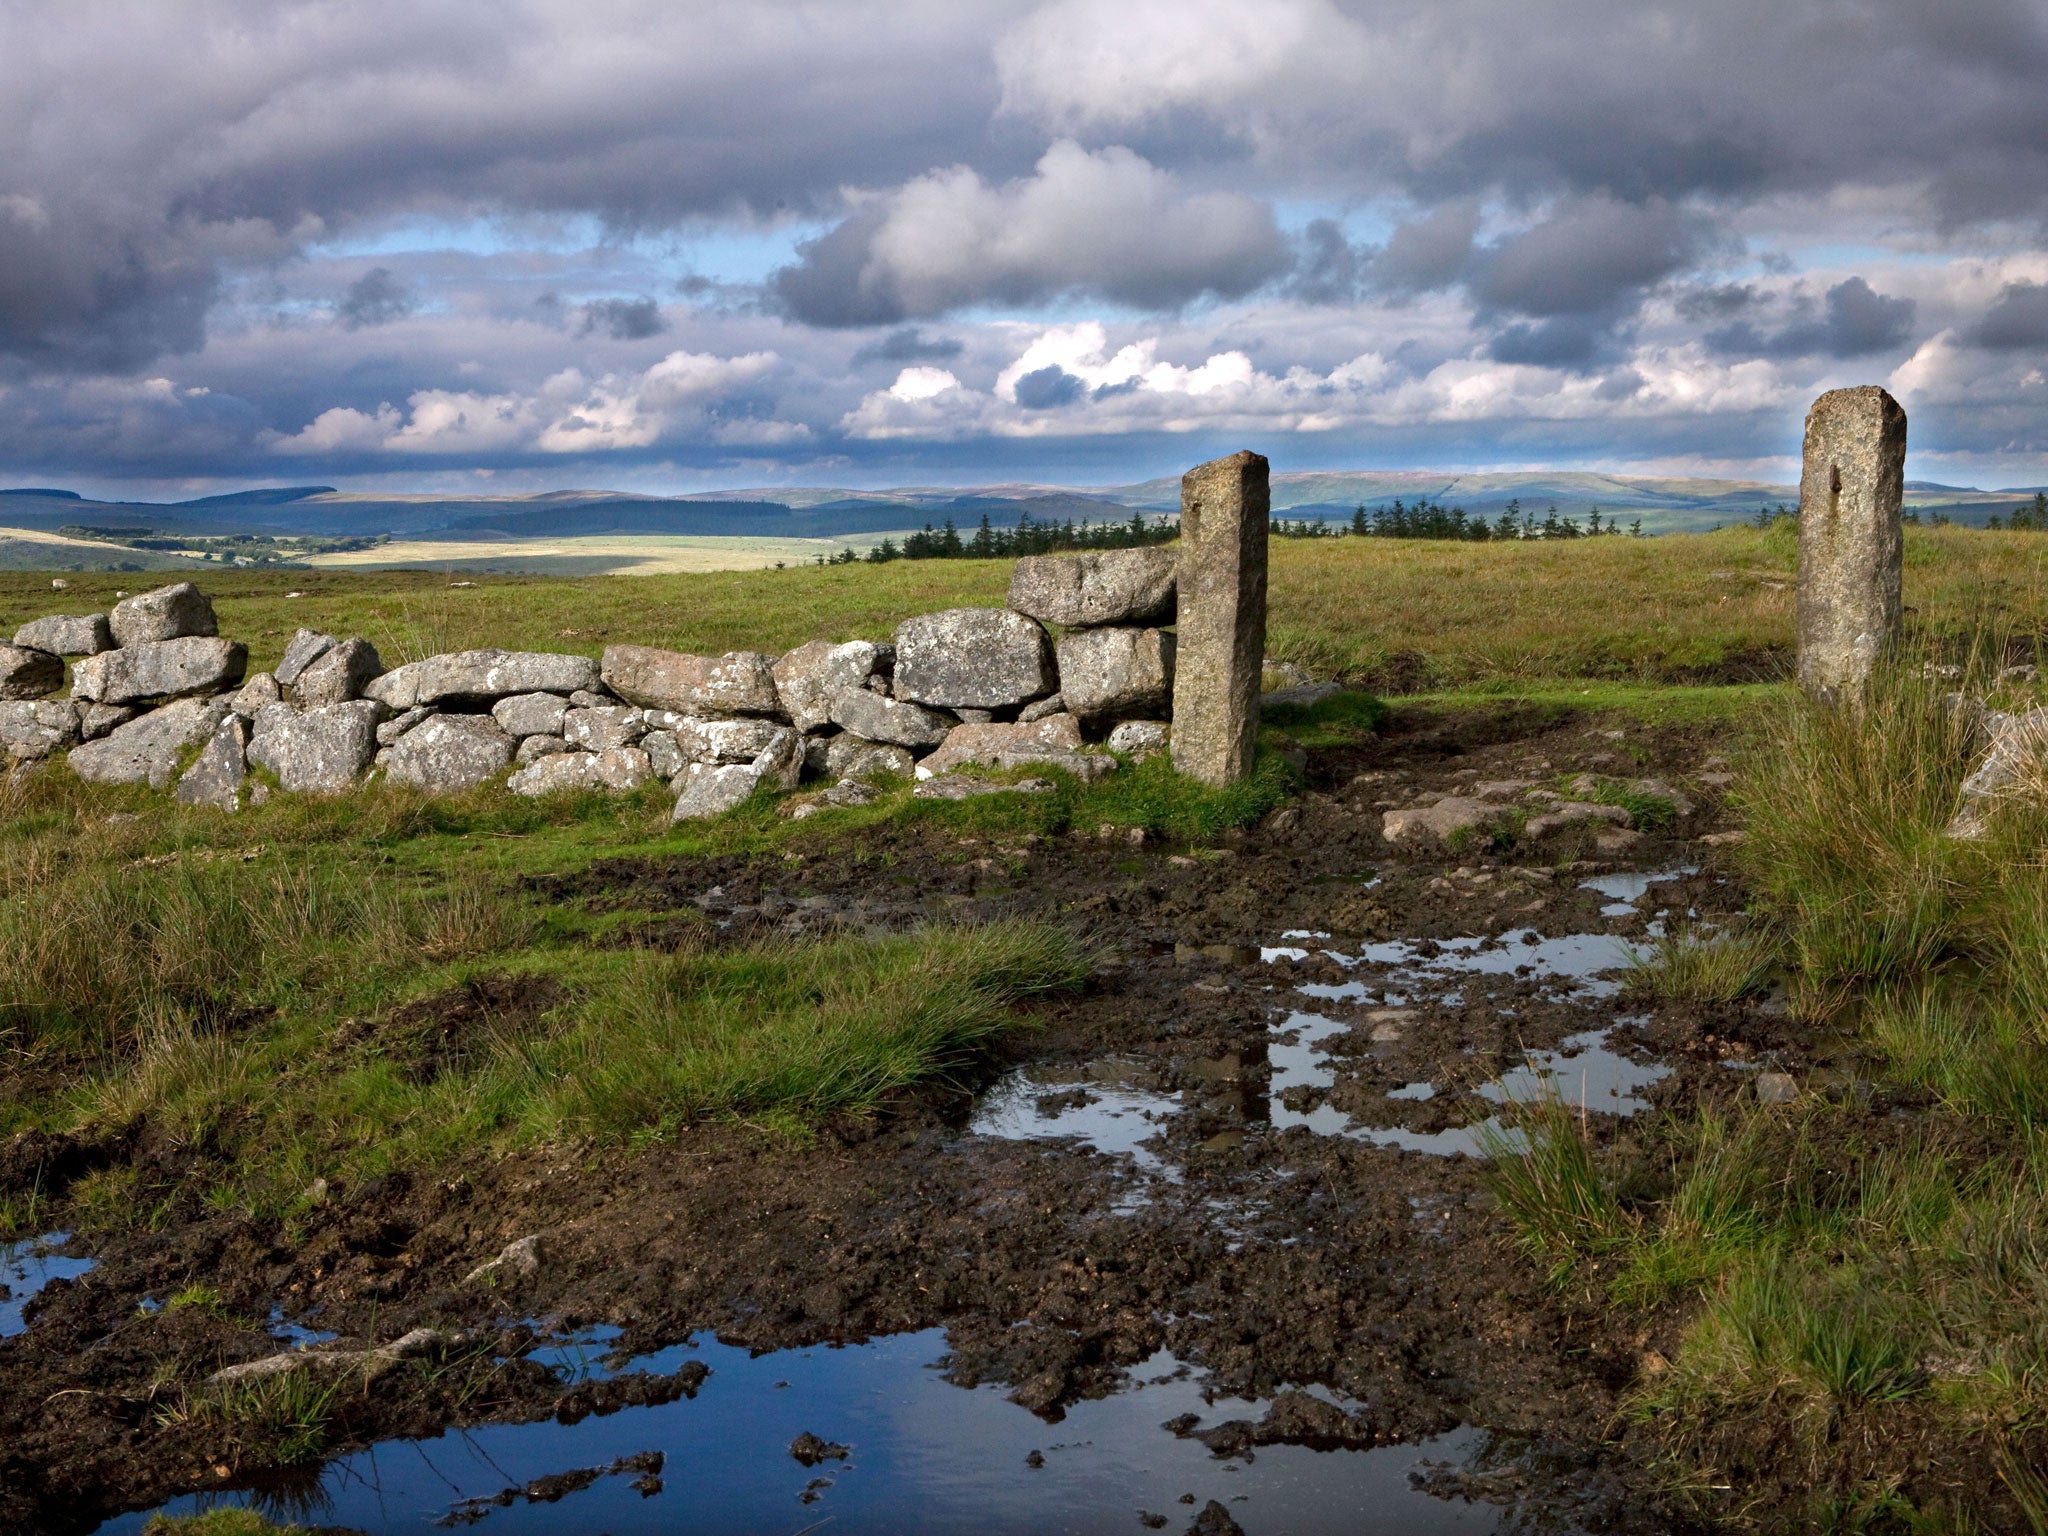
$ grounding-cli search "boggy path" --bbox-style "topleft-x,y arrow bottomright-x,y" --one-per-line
1,705 -> 1786,1534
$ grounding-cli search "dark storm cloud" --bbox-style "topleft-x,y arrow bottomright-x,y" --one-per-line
852,328 -> 967,365
1705,277 -> 1917,359
1470,198 -> 1710,318
1968,281 -> 2048,350
577,297 -> 667,340
1013,365 -> 1085,408
336,268 -> 413,329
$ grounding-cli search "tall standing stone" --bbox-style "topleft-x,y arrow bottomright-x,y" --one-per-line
1170,450 -> 1268,786
1797,386 -> 1906,700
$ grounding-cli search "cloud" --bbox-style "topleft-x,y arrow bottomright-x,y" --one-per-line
337,268 -> 413,329
851,327 -> 966,365
1472,197 -> 1711,318
577,297 -> 667,340
773,141 -> 1288,325
1967,280 -> 2048,349
1707,276 -> 1918,358
1013,365 -> 1085,408
267,349 -> 802,460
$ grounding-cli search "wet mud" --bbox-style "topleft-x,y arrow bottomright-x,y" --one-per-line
0,705 -> 1775,1534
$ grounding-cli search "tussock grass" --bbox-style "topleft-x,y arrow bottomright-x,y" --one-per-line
160,1367 -> 354,1468
146,1512 -> 305,1536
1479,635 -> 2048,1523
1477,1094 -> 1632,1288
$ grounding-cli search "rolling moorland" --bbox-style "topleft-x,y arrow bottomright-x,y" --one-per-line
7,524 -> 2048,1532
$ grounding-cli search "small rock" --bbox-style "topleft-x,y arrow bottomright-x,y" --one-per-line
1018,693 -> 1066,723
77,702 -> 138,740
291,637 -> 382,706
1756,1072 -> 1798,1105
1522,801 -> 1633,840
514,733 -> 572,766
995,744 -> 1117,781
918,715 -> 1083,777
952,707 -> 994,724
492,691 -> 570,739
0,699 -> 81,760
375,705 -> 436,746
912,775 -> 1055,800
229,672 -> 282,718
671,761 -> 765,822
642,729 -> 685,779
1187,1499 -> 1245,1536
567,689 -> 613,708
273,628 -> 337,687
1380,796 -> 1507,845
109,582 -> 217,647
1700,829 -> 1748,847
462,1234 -> 542,1286
1106,720 -> 1169,759
1259,680 -> 1343,710
789,1432 -> 850,1467
562,705 -> 649,751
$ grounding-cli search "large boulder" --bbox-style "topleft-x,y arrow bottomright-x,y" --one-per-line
248,701 -> 381,795
1007,547 -> 1176,628
773,640 -> 892,733
109,582 -> 217,647
491,692 -> 569,738
68,697 -> 234,788
1055,627 -> 1174,719
13,614 -> 111,656
562,705 -> 649,751
0,645 -> 64,700
507,746 -> 654,797
827,687 -> 953,748
0,700 -> 80,760
916,715 -> 1083,777
827,735 -> 915,782
274,629 -> 337,687
892,609 -> 1054,710
382,713 -> 516,793
72,638 -> 247,705
367,650 -> 600,708
291,637 -> 383,707
600,645 -> 781,716
173,715 -> 250,811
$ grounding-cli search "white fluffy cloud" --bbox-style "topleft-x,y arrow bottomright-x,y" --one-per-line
774,142 -> 1287,324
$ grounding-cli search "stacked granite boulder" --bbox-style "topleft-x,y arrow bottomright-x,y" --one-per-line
5,559 -> 1185,822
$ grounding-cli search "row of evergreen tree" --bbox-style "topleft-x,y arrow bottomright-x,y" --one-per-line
838,509 -> 1177,564
1276,498 -> 1643,541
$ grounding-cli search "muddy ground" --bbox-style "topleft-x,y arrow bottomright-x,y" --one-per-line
0,704 -> 1793,1534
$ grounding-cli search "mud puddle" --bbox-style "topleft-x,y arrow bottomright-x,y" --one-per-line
1,1233 -> 94,1339
109,1328 -> 1503,1535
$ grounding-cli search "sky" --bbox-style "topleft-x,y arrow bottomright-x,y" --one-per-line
5,0 -> 2048,500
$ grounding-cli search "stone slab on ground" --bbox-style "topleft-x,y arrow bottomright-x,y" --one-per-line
601,645 -> 781,715
13,614 -> 111,657
827,734 -> 916,782
492,692 -> 569,738
671,761 -> 765,821
1171,451 -> 1268,786
1381,796 -> 1511,845
508,746 -> 653,796
109,582 -> 217,648
995,744 -> 1117,781
892,609 -> 1054,710
912,775 -> 1055,801
69,697 -> 235,789
72,637 -> 246,705
382,713 -> 517,793
1006,546 -> 1176,628
563,705 -> 649,751
249,700 -> 382,795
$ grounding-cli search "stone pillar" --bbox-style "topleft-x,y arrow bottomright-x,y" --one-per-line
1796,386 -> 1906,700
1171,450 -> 1269,785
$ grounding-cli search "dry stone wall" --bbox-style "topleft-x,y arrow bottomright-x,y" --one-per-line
0,529 -> 1250,821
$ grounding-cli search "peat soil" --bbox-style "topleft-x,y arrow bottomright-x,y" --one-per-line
0,704 -> 1786,1535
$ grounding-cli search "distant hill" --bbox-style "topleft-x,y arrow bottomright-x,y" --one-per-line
5,472 -> 2045,557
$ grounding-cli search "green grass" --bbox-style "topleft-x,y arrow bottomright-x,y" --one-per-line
145,1513 -> 308,1536
1477,640 -> 2048,1526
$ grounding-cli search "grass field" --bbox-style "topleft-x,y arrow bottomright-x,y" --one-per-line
299,531 -> 902,576
6,523 -> 2048,692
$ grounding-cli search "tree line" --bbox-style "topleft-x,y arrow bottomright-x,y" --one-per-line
1274,498 -> 1643,541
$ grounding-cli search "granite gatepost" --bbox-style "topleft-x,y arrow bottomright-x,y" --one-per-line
1170,450 -> 1268,785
